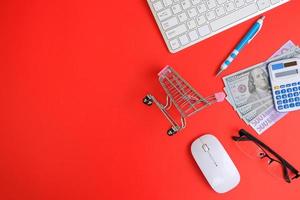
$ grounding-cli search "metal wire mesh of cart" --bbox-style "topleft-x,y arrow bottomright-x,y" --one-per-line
143,66 -> 225,136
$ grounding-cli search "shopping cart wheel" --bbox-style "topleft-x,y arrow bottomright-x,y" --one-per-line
167,128 -> 177,136
143,95 -> 153,106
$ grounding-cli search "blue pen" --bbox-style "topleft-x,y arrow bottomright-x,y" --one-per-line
217,16 -> 265,76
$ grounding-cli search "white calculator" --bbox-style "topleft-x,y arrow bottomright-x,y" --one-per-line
268,58 -> 300,112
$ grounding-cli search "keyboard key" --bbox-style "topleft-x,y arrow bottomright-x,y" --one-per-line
166,24 -> 187,39
217,0 -> 227,3
210,4 -> 259,31
198,25 -> 211,36
206,11 -> 216,21
163,0 -> 173,7
257,0 -> 271,10
188,30 -> 199,41
191,0 -> 201,5
215,6 -> 226,17
188,8 -> 198,18
196,16 -> 206,26
187,19 -> 197,29
171,4 -> 182,14
158,8 -> 173,21
170,39 -> 180,49
224,2 -> 235,12
181,0 -> 192,9
235,0 -> 245,8
271,0 -> 280,4
197,4 -> 207,14
162,17 -> 179,30
153,1 -> 164,11
179,34 -> 189,45
178,12 -> 188,22
206,0 -> 217,9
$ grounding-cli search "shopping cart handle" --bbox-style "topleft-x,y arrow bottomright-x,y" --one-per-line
214,92 -> 226,102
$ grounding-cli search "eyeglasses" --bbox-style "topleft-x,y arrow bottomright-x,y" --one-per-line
232,129 -> 300,183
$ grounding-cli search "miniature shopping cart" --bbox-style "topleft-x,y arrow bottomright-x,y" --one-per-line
143,66 -> 225,136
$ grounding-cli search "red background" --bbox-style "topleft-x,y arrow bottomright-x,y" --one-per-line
1,1 -> 300,200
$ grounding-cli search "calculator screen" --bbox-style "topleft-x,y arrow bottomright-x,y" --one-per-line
275,69 -> 298,78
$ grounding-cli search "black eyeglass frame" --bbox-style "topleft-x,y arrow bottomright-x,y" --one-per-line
233,129 -> 300,183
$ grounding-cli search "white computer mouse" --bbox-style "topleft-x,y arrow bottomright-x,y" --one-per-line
191,134 -> 240,194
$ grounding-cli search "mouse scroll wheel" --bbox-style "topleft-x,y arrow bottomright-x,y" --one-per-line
202,144 -> 210,152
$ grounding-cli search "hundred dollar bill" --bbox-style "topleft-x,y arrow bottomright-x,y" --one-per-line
237,96 -> 273,117
223,45 -> 300,110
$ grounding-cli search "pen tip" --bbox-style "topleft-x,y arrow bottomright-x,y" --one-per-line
216,69 -> 223,77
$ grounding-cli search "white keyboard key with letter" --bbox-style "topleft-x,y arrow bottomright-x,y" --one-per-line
147,0 -> 289,53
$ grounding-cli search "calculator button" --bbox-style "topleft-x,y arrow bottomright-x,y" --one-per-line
281,89 -> 286,93
278,106 -> 284,110
275,91 -> 280,95
277,100 -> 283,105
298,82 -> 300,85
286,84 -> 291,87
280,85 -> 285,89
274,86 -> 280,90
294,92 -> 299,96
283,99 -> 288,104
293,87 -> 298,91
282,94 -> 287,99
296,102 -> 300,107
287,88 -> 292,93
295,97 -> 300,102
284,104 -> 289,109
292,82 -> 297,86
289,98 -> 294,103
290,103 -> 295,108
276,96 -> 281,100
288,93 -> 293,98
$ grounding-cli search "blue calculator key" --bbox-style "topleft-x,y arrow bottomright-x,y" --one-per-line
295,97 -> 300,102
276,96 -> 281,100
286,84 -> 291,87
283,99 -> 288,104
275,90 -> 280,95
289,98 -> 294,103
287,88 -> 292,93
282,94 -> 287,98
281,89 -> 286,93
277,100 -> 283,105
294,92 -> 299,96
298,82 -> 300,85
284,104 -> 289,109
280,85 -> 285,89
292,82 -> 297,86
278,106 -> 284,110
288,93 -> 293,98
297,102 -> 300,107
290,103 -> 295,108
299,86 -> 300,90
293,87 -> 298,91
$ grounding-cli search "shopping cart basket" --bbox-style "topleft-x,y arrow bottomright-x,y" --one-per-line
143,66 -> 225,136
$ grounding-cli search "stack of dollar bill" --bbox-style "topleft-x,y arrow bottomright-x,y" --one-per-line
223,41 -> 300,134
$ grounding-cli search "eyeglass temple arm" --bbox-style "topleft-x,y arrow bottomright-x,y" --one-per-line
237,129 -> 300,177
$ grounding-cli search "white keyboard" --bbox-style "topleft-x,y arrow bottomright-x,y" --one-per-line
147,0 -> 289,53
